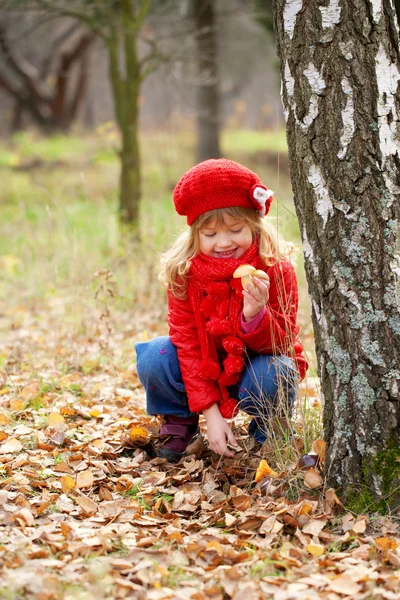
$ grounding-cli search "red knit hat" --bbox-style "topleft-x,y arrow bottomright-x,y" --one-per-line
173,158 -> 273,225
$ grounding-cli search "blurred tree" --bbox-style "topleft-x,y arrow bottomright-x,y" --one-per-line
2,0 -> 159,229
274,0 -> 400,509
188,0 -> 221,162
0,22 -> 94,131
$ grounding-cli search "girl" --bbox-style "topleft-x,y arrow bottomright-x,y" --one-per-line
135,159 -> 308,462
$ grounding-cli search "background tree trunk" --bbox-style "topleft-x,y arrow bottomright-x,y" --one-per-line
107,0 -> 143,228
191,0 -> 221,162
273,0 -> 400,509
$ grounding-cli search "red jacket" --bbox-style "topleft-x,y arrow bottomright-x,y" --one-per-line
168,259 -> 308,414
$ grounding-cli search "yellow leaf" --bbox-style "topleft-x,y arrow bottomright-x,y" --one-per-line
254,459 -> 279,482
76,470 -> 94,489
60,475 -> 75,494
129,425 -> 150,442
375,537 -> 398,552
0,414 -> 10,425
89,409 -> 101,418
306,543 -> 325,557
20,383 -> 40,400
60,373 -> 81,387
0,388 -> 9,396
10,399 -> 25,411
48,412 -> 65,426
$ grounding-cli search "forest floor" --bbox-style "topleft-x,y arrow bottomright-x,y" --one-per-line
0,130 -> 399,599
1,293 -> 399,600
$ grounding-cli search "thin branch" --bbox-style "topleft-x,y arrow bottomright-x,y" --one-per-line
34,0 -> 108,40
40,21 -> 81,79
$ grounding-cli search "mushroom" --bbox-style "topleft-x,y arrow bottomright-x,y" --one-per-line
233,264 -> 269,289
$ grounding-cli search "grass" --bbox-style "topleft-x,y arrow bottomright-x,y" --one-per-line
0,126 -> 315,364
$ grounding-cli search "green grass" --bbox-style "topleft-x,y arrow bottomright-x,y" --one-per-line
0,127 -> 313,363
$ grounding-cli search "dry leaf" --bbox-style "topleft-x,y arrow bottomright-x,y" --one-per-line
312,439 -> 326,463
329,574 -> 361,595
352,519 -> 367,534
375,537 -> 398,552
10,399 -> 25,411
303,467 -> 323,489
302,519 -> 327,536
76,470 -> 94,489
254,459 -> 279,482
48,412 -> 65,426
74,494 -> 98,514
306,543 -> 325,557
0,437 -> 23,454
60,475 -> 76,495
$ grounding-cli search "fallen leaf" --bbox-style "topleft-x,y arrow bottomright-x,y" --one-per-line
302,519 -> 327,536
329,574 -> 361,595
74,494 -> 98,514
48,412 -> 65,426
0,437 -> 23,454
306,543 -> 325,557
60,475 -> 76,494
303,467 -> 323,489
375,537 -> 398,552
76,470 -> 94,489
312,439 -> 326,463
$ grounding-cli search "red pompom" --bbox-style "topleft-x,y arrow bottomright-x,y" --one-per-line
206,318 -> 232,336
219,397 -> 239,419
198,359 -> 221,380
218,372 -> 240,387
223,354 -> 245,375
222,336 -> 245,356
216,298 -> 229,319
200,296 -> 215,318
206,281 -> 230,298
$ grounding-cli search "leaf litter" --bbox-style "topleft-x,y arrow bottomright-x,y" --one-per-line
0,301 -> 399,599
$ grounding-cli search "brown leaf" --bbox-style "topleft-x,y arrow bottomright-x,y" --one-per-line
76,470 -> 94,489
302,519 -> 327,536
232,492 -> 252,511
312,439 -> 326,463
74,494 -> 98,514
329,574 -> 361,595
0,437 -> 23,454
303,467 -> 323,489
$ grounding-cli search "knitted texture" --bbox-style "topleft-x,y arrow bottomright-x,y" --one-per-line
173,158 -> 273,225
188,243 -> 261,418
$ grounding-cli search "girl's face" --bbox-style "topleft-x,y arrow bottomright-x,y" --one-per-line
199,215 -> 253,259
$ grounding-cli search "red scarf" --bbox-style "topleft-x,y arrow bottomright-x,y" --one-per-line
187,243 -> 262,418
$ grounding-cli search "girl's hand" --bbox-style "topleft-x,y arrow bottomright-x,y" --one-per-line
202,404 -> 238,457
242,276 -> 270,321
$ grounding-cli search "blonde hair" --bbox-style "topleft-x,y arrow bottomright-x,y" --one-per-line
159,207 -> 294,299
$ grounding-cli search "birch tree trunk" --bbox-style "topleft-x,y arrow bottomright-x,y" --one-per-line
273,0 -> 400,509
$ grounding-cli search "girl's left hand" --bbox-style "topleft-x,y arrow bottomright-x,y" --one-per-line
242,277 -> 270,321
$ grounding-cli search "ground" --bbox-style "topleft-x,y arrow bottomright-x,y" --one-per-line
0,130 -> 399,599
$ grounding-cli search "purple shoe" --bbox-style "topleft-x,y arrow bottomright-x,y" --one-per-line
158,415 -> 200,463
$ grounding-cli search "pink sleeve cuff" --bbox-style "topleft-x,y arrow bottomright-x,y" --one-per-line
241,306 -> 267,333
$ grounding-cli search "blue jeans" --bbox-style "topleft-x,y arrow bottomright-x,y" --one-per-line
135,336 -> 299,444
